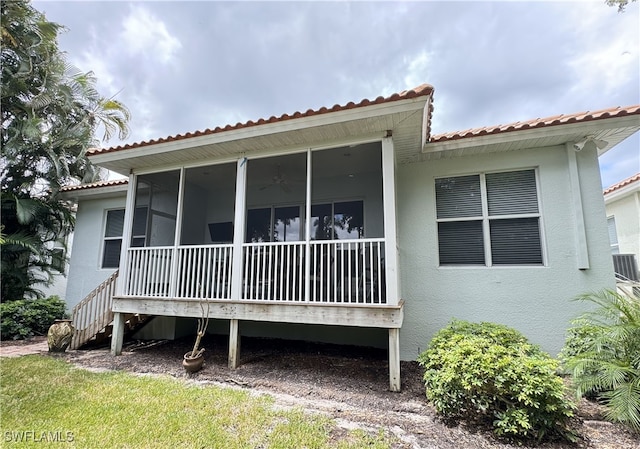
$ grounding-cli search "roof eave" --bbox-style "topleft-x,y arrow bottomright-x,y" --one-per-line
59,183 -> 129,201
604,180 -> 640,204
90,96 -> 431,173
422,115 -> 640,156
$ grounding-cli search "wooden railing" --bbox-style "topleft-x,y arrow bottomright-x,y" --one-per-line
125,247 -> 173,297
70,270 -> 118,349
242,241 -> 305,301
175,244 -> 233,299
309,239 -> 385,304
122,239 -> 386,304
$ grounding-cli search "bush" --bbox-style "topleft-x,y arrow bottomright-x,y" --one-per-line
0,296 -> 67,340
417,320 -> 575,443
562,290 -> 640,433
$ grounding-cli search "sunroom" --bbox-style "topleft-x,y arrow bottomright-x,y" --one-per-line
89,84 -> 434,390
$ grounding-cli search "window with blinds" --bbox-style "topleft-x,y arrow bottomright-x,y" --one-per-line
102,209 -> 124,269
435,169 -> 543,266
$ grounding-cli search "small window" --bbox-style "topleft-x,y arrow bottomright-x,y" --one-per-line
435,169 -> 543,266
102,209 -> 124,268
607,216 -> 619,254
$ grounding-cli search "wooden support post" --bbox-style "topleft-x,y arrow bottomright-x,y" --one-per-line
110,312 -> 125,355
388,328 -> 401,392
382,136 -> 400,305
228,319 -> 240,369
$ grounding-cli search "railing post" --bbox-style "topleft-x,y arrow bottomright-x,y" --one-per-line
116,173 -> 137,296
304,148 -> 312,302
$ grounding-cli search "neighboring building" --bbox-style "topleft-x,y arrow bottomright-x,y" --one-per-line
61,84 -> 640,390
604,173 -> 640,281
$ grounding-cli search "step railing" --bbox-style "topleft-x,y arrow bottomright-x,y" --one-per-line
70,270 -> 118,349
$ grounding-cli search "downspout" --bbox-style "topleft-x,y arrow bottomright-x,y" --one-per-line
566,142 -> 590,270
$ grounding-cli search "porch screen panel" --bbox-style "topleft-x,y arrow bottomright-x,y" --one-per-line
134,170 -> 180,247
182,163 -> 237,245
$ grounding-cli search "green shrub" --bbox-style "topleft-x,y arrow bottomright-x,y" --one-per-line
417,320 -> 575,443
562,289 -> 640,433
0,296 -> 67,340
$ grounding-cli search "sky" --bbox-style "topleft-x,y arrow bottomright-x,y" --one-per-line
33,0 -> 640,189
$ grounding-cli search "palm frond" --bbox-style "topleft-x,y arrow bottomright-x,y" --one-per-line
565,289 -> 640,432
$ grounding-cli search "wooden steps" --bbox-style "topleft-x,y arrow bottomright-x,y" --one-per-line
70,271 -> 154,349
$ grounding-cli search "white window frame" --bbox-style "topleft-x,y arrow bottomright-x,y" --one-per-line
607,216 -> 620,254
101,208 -> 125,269
435,168 -> 545,267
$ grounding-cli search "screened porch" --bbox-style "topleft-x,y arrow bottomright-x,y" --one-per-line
116,141 -> 397,307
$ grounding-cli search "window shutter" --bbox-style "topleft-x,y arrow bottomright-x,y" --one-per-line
438,220 -> 485,265
105,210 -> 125,237
486,170 -> 538,216
435,175 -> 482,218
490,218 -> 542,264
102,240 -> 122,268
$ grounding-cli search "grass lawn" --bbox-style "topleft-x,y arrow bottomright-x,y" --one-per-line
1,356 -> 392,448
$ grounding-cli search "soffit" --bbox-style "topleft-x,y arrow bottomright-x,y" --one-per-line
417,113 -> 640,163
89,86 -> 433,175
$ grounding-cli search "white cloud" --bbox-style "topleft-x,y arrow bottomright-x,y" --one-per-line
121,5 -> 182,65
565,2 -> 639,100
403,50 -> 432,91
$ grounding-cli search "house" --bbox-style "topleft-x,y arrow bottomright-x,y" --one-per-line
604,172 -> 640,281
60,84 -> 640,391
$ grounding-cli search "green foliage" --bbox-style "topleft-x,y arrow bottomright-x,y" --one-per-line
605,0 -> 637,12
563,290 -> 640,433
0,296 -> 67,340
418,320 -> 576,443
1,0 -> 130,300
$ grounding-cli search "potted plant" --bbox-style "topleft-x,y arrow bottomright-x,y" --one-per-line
182,299 -> 210,373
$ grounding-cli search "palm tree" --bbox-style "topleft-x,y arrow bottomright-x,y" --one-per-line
1,0 -> 130,300
564,289 -> 640,432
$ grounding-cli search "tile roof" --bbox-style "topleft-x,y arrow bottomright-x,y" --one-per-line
88,84 -> 435,157
604,172 -> 640,195
60,178 -> 128,192
430,105 -> 640,143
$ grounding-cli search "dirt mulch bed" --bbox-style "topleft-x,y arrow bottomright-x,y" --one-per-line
39,335 -> 639,448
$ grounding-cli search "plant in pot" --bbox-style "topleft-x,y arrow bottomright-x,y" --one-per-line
182,299 -> 210,373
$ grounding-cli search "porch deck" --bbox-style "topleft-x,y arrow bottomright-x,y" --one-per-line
112,238 -> 404,390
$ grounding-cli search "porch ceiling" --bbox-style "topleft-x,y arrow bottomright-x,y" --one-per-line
91,99 -> 430,175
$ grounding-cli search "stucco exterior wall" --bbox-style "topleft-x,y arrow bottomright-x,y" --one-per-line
65,196 -> 126,310
605,190 -> 640,259
396,144 -> 615,360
